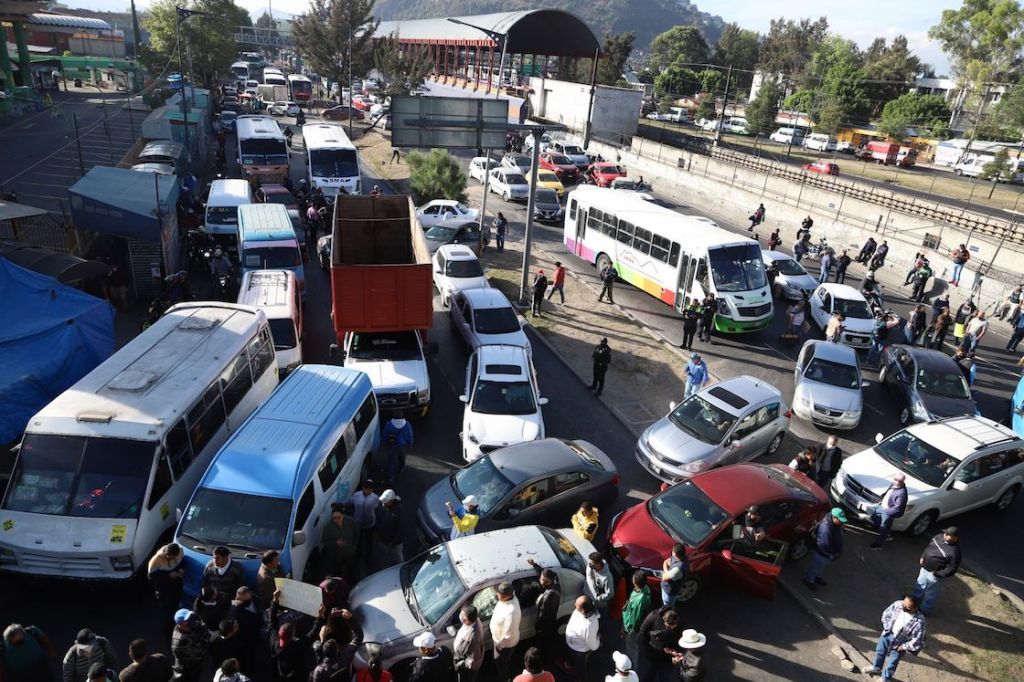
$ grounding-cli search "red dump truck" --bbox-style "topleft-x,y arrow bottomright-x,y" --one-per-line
857,141 -> 918,167
329,195 -> 436,416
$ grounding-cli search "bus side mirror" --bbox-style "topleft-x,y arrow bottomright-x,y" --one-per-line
292,530 -> 307,547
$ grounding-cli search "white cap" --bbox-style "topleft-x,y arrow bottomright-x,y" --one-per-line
462,495 -> 478,507
390,417 -> 407,428
612,651 -> 632,671
380,489 -> 399,504
412,631 -> 436,648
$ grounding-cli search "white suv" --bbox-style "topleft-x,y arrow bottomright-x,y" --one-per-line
433,245 -> 489,307
831,416 -> 1024,537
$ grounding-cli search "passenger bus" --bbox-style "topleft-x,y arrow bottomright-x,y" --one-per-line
237,203 -> 306,299
264,72 -> 288,88
0,303 -> 279,579
287,74 -> 313,102
230,61 -> 250,83
235,115 -> 289,183
302,123 -> 361,197
175,365 -> 379,594
564,186 -> 773,332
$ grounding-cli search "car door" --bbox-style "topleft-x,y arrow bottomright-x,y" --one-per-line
795,343 -> 815,386
890,351 -> 914,408
726,404 -> 777,463
420,204 -> 440,226
948,452 -> 1011,514
433,252 -> 447,292
709,527 -> 787,599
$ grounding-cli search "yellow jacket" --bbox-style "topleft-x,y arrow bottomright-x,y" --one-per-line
572,509 -> 599,541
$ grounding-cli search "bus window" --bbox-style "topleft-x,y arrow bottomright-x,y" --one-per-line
188,385 -> 226,455
294,484 -> 315,535
651,234 -> 671,263
633,227 -> 652,255
318,437 -> 349,492
569,199 -> 577,220
148,454 -> 173,510
353,394 -> 378,442
669,243 -> 681,267
696,258 -> 709,289
616,221 -> 634,245
167,420 -> 193,478
248,328 -> 275,379
222,353 -> 253,413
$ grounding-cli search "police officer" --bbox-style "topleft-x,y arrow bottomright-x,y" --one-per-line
590,338 -> 611,395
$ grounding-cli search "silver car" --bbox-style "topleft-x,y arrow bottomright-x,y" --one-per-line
450,288 -> 531,353
351,526 -> 594,672
532,188 -> 563,223
792,340 -> 864,430
762,250 -> 818,302
636,376 -> 790,483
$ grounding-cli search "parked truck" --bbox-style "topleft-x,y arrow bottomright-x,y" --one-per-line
329,195 -> 436,416
257,83 -> 289,104
856,141 -> 917,167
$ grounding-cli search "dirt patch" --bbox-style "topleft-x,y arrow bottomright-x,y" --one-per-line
354,128 -> 411,195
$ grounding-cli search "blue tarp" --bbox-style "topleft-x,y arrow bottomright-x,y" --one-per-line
0,257 -> 115,444
68,166 -> 179,243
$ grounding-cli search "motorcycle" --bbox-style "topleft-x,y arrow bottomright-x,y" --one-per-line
215,272 -> 233,300
863,286 -> 885,317
186,230 -> 215,272
141,296 -> 169,331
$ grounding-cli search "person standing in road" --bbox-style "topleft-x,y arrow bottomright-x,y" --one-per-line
494,213 -> 508,253
952,297 -> 977,345
226,587 -> 261,667
408,632 -> 454,682
931,293 -> 950,322
864,595 -> 926,681
867,310 -> 890,367
605,651 -> 639,682
512,648 -> 555,682
585,553 -> 614,618
950,244 -> 970,287
525,560 -> 561,668
913,527 -> 962,615
620,570 -> 653,667
930,307 -> 952,350
1007,313 -> 1024,351
953,347 -> 978,387
910,259 -> 933,303
531,270 -> 549,317
203,547 -> 246,603
906,305 -> 927,346
825,312 -> 845,343
638,607 -> 684,682
903,253 -> 926,286
659,543 -> 688,609
748,203 -> 765,231
818,250 -> 833,284
962,311 -> 988,352
209,620 -> 245,678
148,543 -> 185,640
684,353 -> 709,398
788,448 -> 818,477
446,496 -> 480,540
996,286 -> 1023,323
768,229 -> 782,251
564,596 -> 600,682
835,250 -> 851,284
571,501 -> 600,542
320,506 -> 357,580
871,240 -> 890,269
786,300 -> 806,337
699,294 -> 716,343
453,606 -> 484,682
4,624 -> 56,682
63,630 -> 120,682
375,489 -> 404,570
869,474 -> 908,549
547,262 -> 567,304
590,338 -> 611,395
490,582 -> 521,682
382,416 -> 413,484
680,298 -> 700,349
673,629 -> 707,681
598,262 -> 616,303
118,639 -> 171,682
857,237 -> 877,265
349,480 -> 379,576
803,508 -> 846,590
257,551 -> 286,613
816,435 -> 843,489
170,612 -> 211,682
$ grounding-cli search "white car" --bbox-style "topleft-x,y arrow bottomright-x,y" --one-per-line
433,244 -> 489,307
548,141 -> 590,170
807,283 -> 874,349
416,200 -> 479,228
524,132 -> 552,153
488,167 -> 530,202
792,340 -> 864,430
461,344 -> 547,461
450,288 -> 531,353
769,127 -> 805,145
762,250 -> 818,302
804,133 -> 837,152
267,101 -> 300,116
468,156 -> 498,183
501,153 -> 532,174
831,416 -> 1024,536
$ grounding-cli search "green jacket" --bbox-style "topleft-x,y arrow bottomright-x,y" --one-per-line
621,585 -> 653,634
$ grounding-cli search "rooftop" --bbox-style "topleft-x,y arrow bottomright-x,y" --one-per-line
447,526 -> 561,584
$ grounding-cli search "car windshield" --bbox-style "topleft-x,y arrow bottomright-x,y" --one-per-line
348,331 -> 421,361
774,258 -> 807,276
177,488 -> 292,552
474,306 -> 520,335
240,139 -> 288,166
548,154 -> 572,165
3,434 -> 154,518
535,189 -> 559,204
510,157 -> 530,169
708,244 -> 768,292
874,431 -> 958,487
612,179 -> 637,190
452,457 -> 515,514
668,396 -> 736,445
310,149 -> 359,178
404,546 -> 466,624
648,479 -> 730,547
207,205 -> 239,225
563,145 -> 585,155
504,173 -> 527,185
472,380 -> 537,415
424,225 -> 458,241
834,297 -> 872,319
453,203 -> 472,215
805,358 -> 859,389
243,247 -> 300,269
446,260 -> 484,278
538,172 -> 558,183
268,318 -> 297,350
917,369 -> 970,399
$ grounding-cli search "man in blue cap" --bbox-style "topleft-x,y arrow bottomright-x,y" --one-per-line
684,353 -> 709,398
803,507 -> 846,590
171,610 -> 211,682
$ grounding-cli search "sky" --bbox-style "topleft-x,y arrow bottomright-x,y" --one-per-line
62,0 -> 960,76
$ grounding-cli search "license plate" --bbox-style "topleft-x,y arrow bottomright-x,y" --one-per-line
844,491 -> 859,509
818,417 -> 836,425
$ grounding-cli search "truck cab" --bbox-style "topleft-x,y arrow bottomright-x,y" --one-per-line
339,330 -> 435,417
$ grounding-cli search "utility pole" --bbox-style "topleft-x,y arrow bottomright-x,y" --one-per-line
175,7 -> 192,170
348,24 -> 354,140
714,64 -> 733,147
520,128 -> 542,304
72,113 -> 85,177
582,47 -> 600,148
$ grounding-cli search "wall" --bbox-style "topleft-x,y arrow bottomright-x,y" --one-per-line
527,77 -> 642,143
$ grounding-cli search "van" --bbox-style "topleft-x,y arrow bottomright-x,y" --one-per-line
769,127 -> 806,145
723,117 -> 750,135
237,203 -> 306,299
237,270 -> 303,375
803,133 -> 836,152
174,365 -> 380,594
205,179 -> 255,250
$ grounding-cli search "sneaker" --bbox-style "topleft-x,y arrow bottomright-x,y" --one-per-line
863,666 -> 880,675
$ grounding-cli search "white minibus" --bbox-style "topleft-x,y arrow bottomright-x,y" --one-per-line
302,123 -> 361,197
237,269 -> 303,375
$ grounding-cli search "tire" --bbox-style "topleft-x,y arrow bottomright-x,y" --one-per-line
766,432 -> 785,455
994,485 -> 1019,512
503,192 -> 511,202
674,575 -> 701,604
898,407 -> 910,425
907,510 -> 937,538
596,253 -> 612,273
787,536 -> 810,562
955,169 -> 963,176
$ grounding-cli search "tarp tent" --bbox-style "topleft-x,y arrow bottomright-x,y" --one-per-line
0,256 -> 115,444
68,166 -> 178,243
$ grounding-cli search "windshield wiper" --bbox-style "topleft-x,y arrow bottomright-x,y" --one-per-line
403,580 -> 425,625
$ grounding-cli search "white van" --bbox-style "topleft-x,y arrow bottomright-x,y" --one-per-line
237,269 -> 303,375
955,156 -> 1024,182
804,133 -> 837,152
769,127 -> 806,145
205,179 -> 255,251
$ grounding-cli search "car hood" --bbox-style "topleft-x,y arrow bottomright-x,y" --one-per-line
797,381 -> 862,412
348,358 -> 425,391
918,391 -> 976,419
534,202 -> 562,213
645,416 -> 718,465
466,412 -> 543,445
610,503 -> 677,570
350,566 -> 424,645
419,477 -> 463,536
839,316 -> 874,334
840,449 -> 933,495
565,154 -> 590,167
779,273 -> 818,291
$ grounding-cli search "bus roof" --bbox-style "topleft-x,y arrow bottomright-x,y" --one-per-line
27,304 -> 266,439
200,365 -> 373,498
237,270 -> 298,315
238,204 -> 295,241
301,123 -> 355,151
208,178 -> 252,204
287,74 -> 311,82
235,115 -> 285,141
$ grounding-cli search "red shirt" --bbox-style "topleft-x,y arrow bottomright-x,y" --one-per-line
553,266 -> 566,286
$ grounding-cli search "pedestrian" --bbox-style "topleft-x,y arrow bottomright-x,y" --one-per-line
62,630 -> 118,682
684,353 -> 709,398
835,250 -> 851,284
585,552 -> 614,617
571,501 -> 600,542
869,474 -> 908,550
911,259 -> 933,302
170,611 -> 211,682
818,250 -> 833,284
148,543 -> 185,640
903,253 -> 926,286
699,293 -> 716,343
638,607 -> 683,682
797,215 -> 814,240
494,213 -> 508,253
268,596 -> 321,682
931,293 -> 950,322
390,147 -> 400,164
375,489 -> 404,570
452,606 -> 484,682
85,663 -> 113,682
2,623 -> 56,682
317,606 -> 358,655
803,508 -> 845,590
408,632 -> 454,682
962,311 -> 988,352
825,312 -> 845,343
209,620 -> 246,677
203,546 -> 245,602
857,237 -> 877,264
996,286 -> 1023,322
589,338 -> 611,395
930,307 -> 952,350
950,243 -> 970,286
788,448 -> 818,476
747,203 -> 765,231
565,596 -> 600,682
816,435 -> 843,488
673,629 -> 707,681
768,229 -> 781,251
108,264 -> 129,308
370,185 -> 383,197
226,587 -> 261,667
793,235 -> 809,263
952,297 -> 977,345
1007,313 -> 1024,351
871,240 -> 890,269
512,647 -> 554,682
659,543 -> 688,609
446,495 -> 480,540
953,346 -> 977,386
319,505 -> 357,580
257,551 -> 286,609
381,415 -> 412,484
605,650 -> 639,682
349,479 -> 379,575
213,659 -> 250,682
118,639 -> 171,682
193,588 -> 229,631
867,310 -> 889,367
490,582 -> 521,682
913,527 -> 962,615
620,570 -> 653,667
864,595 -> 926,681
786,300 -> 806,337
680,298 -> 700,349
310,640 -> 344,682
547,261 -> 566,304
353,651 -> 391,682
531,270 -> 549,317
906,305 -> 927,345
598,262 -> 616,303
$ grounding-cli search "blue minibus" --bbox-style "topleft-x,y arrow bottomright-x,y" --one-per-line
237,203 -> 306,299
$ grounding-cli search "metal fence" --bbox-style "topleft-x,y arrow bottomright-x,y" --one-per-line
0,214 -> 90,256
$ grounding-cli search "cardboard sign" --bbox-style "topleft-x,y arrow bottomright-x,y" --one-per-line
275,577 -> 322,616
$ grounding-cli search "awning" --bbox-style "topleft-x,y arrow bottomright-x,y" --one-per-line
0,200 -> 49,221
0,240 -> 111,284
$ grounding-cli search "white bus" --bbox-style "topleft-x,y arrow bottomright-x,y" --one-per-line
264,72 -> 288,88
0,303 -> 279,579
302,123 -> 361,196
287,73 -> 313,102
564,186 -> 773,333
230,61 -> 250,83
236,115 -> 289,183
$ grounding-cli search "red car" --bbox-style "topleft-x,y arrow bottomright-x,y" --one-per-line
323,105 -> 364,121
608,463 -> 828,602
539,152 -> 580,184
351,95 -> 374,111
587,162 -> 626,187
803,160 -> 840,176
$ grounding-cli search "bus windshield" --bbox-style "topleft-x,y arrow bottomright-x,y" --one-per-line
310,149 -> 359,178
268,318 -> 298,350
708,244 -> 768,293
178,488 -> 293,552
243,247 -> 301,269
240,139 -> 288,166
207,205 -> 239,225
4,434 -> 155,518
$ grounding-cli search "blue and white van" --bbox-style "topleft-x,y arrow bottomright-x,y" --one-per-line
174,365 -> 379,596
237,203 -> 306,299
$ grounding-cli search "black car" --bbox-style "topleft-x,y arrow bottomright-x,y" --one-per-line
879,345 -> 977,425
417,438 -> 619,546
423,222 -> 481,254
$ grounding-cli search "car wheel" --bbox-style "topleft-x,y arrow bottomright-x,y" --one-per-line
907,510 -> 937,537
503,192 -> 511,202
994,485 -> 1019,512
955,169 -> 963,176
766,432 -> 784,455
898,407 -> 910,425
787,536 -> 810,562
674,575 -> 701,604
596,253 -> 612,274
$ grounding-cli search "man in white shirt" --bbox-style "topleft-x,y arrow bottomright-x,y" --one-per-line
489,582 -> 521,682
564,595 -> 600,682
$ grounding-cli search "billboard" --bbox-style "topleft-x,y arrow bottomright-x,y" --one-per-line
390,96 -> 509,150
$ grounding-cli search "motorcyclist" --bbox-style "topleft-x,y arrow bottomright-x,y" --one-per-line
165,271 -> 192,304
861,270 -> 883,311
209,248 -> 232,278
295,108 -> 306,125
284,127 -> 294,147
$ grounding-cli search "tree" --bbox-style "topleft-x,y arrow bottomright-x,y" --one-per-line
654,65 -> 700,97
993,80 -> 1024,137
143,0 -> 252,87
256,10 -> 275,29
746,78 -> 782,135
929,0 -> 1024,85
810,57 -> 870,133
861,35 -> 924,114
649,26 -> 710,72
712,23 -> 759,91
757,16 -> 829,82
406,149 -> 468,205
293,0 -> 378,92
373,34 -> 432,97
783,89 -> 814,112
879,93 -> 952,138
697,69 -> 723,95
696,97 -> 717,122
981,148 -> 1012,179
598,32 -> 636,86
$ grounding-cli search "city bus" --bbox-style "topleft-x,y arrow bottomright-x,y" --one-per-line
564,186 -> 773,332
287,74 -> 313,102
0,303 -> 279,579
235,115 -> 289,183
230,61 -> 250,83
302,123 -> 361,197
264,71 -> 288,88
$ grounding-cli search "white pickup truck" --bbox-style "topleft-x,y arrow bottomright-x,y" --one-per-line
339,330 -> 436,417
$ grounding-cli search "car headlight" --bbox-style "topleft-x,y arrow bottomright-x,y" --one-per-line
912,399 -> 930,420
467,429 -> 479,444
681,460 -> 710,473
417,388 -> 430,402
110,554 -> 134,572
795,393 -> 811,410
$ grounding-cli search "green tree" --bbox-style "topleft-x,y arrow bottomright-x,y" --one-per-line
407,149 -> 467,204
654,65 -> 700,97
861,35 -> 925,114
712,22 -> 759,91
757,16 -> 829,82
143,0 -> 252,87
697,69 -> 723,95
373,33 -> 432,97
929,0 -> 1024,86
696,97 -> 717,122
810,58 -> 870,133
256,10 -> 275,29
878,92 -> 952,138
746,78 -> 782,135
649,25 -> 710,72
993,80 -> 1024,136
980,147 -> 1012,180
293,0 -> 378,92
802,36 -> 862,90
598,32 -> 636,86
783,89 -> 814,112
